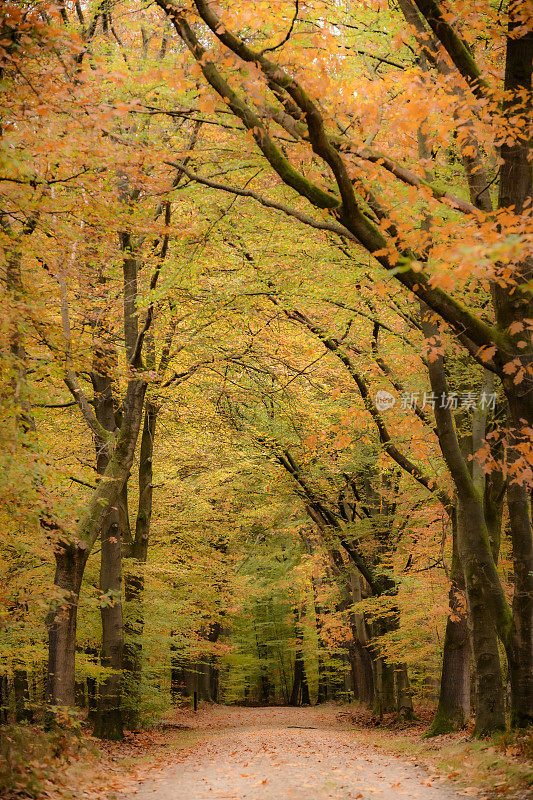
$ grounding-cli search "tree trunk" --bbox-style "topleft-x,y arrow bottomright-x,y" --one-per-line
310,571 -> 329,705
289,603 -> 310,706
396,664 -> 414,719
170,647 -> 188,703
255,630 -> 271,704
289,651 -> 310,706
198,621 -> 222,703
428,586 -> 470,734
14,669 -> 32,722
382,662 -> 396,714
507,481 -> 533,728
348,570 -> 375,707
91,340 -> 125,741
428,511 -> 470,735
123,397 -> 157,728
93,509 -> 124,740
122,566 -> 144,726
300,661 -> 311,705
0,673 -> 8,723
122,509 -> 145,727
458,499 -> 506,735
209,659 -> 219,703
46,545 -> 88,711
421,306 -> 508,735
373,658 -> 396,717
354,641 -> 375,706
45,377 -> 147,713
317,653 -> 328,704
197,661 -> 209,701
494,6 -> 533,731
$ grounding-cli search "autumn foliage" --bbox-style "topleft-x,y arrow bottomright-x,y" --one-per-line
0,2 -> 532,789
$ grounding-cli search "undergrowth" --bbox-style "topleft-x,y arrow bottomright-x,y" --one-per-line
0,723 -> 84,798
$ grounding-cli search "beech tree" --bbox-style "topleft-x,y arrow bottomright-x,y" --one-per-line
153,0 -> 533,731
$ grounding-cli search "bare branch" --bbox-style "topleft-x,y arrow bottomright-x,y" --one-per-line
260,0 -> 299,54
164,160 -> 358,240
56,269 -> 114,448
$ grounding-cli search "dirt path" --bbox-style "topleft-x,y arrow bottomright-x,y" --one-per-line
122,707 -> 466,800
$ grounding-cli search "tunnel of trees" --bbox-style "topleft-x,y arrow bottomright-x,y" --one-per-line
0,0 -> 532,748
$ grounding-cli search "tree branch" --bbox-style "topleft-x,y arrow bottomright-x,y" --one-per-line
56,270 -> 114,448
260,0 -> 299,54
277,301 -> 453,514
164,160 -> 357,240
411,0 -> 489,97
157,0 -> 510,365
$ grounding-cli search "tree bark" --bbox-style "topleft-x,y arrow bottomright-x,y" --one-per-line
428,509 -> 471,735
347,568 -> 375,707
91,329 -> 125,741
255,627 -> 271,704
289,650 -> 310,706
93,509 -> 124,740
507,482 -> 533,728
459,498 -> 506,735
302,533 -> 332,705
45,377 -> 146,716
14,669 -> 32,722
123,398 -> 157,729
373,659 -> 396,717
420,305 -> 507,735
46,545 -> 88,709
0,673 -> 8,723
396,664 -> 414,719
428,582 -> 470,734
290,605 -> 310,706
494,12 -> 533,728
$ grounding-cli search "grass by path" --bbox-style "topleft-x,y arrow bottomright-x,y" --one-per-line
339,707 -> 533,800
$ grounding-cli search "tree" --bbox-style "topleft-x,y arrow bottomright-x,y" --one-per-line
154,0 -> 532,731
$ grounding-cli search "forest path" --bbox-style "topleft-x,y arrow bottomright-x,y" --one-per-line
122,706 -> 465,800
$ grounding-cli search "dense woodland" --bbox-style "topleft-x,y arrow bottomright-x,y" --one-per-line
0,0 -> 532,766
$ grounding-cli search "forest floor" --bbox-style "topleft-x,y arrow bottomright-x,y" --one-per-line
5,705 -> 533,799
118,705 -> 465,800
31,705 -> 532,800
